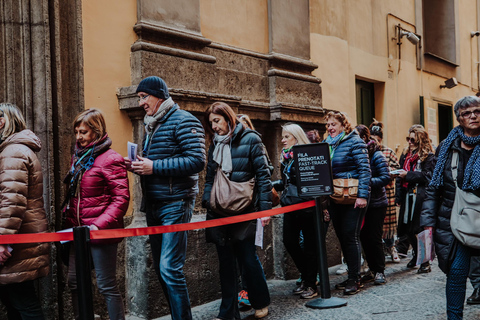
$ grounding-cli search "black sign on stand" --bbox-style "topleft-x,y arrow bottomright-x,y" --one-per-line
292,142 -> 347,309
293,142 -> 333,197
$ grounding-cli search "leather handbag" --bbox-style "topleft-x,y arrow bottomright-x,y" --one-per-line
271,187 -> 280,207
210,168 -> 255,215
450,151 -> 480,249
330,177 -> 359,205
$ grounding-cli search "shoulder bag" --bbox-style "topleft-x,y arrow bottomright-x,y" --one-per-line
210,167 -> 255,216
450,151 -> 480,249
330,176 -> 359,205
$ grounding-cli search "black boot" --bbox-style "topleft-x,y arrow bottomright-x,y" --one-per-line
406,257 -> 417,268
417,262 -> 431,274
467,288 -> 480,305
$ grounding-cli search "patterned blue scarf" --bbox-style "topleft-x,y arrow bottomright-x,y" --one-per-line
430,126 -> 480,190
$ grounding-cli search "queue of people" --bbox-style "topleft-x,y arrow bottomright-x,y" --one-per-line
1,76 -> 479,320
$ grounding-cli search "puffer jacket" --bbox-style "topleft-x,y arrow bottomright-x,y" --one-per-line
0,130 -> 50,285
64,148 -> 130,244
329,131 -> 371,199
202,123 -> 272,245
396,152 -> 435,235
368,150 -> 390,208
420,138 -> 477,273
142,104 -> 206,202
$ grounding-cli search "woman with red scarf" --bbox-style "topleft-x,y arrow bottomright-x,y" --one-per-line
394,125 -> 435,273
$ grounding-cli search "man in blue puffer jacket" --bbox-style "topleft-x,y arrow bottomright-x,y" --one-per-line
127,76 -> 206,320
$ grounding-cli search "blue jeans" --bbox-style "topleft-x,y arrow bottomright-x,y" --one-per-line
216,239 -> 270,320
146,199 -> 194,320
68,243 -> 125,320
330,202 -> 367,280
0,280 -> 45,319
446,242 -> 471,320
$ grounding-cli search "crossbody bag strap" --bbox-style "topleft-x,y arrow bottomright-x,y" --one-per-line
451,150 -> 459,187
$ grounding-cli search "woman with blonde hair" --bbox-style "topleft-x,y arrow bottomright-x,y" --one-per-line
395,125 -> 435,273
0,103 -> 50,319
273,123 -> 320,299
325,111 -> 371,295
63,108 -> 129,320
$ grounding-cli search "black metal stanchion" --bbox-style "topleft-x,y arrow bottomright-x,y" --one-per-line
73,226 -> 94,320
306,197 -> 347,309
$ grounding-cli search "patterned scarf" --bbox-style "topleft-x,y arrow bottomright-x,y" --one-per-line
430,126 -> 480,190
282,146 -> 294,160
402,152 -> 419,188
63,134 -> 112,206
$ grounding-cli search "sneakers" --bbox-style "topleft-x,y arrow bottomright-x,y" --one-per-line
388,246 -> 401,263
360,271 -> 375,284
335,279 -> 349,290
254,307 -> 268,319
344,279 -> 360,295
374,272 -> 386,285
238,290 -> 251,307
300,287 -> 318,299
293,282 -> 306,295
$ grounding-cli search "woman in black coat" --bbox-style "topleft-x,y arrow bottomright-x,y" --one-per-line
356,125 -> 390,285
202,102 -> 271,320
421,96 -> 480,320
395,125 -> 435,273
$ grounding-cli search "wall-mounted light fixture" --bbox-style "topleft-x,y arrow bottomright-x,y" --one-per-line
440,77 -> 458,89
471,31 -> 480,37
399,29 -> 420,45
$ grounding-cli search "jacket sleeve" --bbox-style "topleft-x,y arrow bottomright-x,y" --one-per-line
371,152 -> 391,188
351,137 -> 371,199
153,115 -> 206,177
0,150 -> 28,235
92,154 -> 130,229
249,133 -> 272,211
420,185 -> 441,228
202,146 -> 216,208
405,153 -> 436,186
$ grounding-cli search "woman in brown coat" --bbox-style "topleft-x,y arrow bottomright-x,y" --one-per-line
0,103 -> 50,319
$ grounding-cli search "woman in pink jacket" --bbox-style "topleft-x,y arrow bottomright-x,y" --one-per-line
63,109 -> 129,320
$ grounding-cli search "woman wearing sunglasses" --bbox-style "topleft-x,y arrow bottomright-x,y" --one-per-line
394,125 -> 435,273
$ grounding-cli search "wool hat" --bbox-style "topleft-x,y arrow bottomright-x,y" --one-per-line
136,76 -> 170,100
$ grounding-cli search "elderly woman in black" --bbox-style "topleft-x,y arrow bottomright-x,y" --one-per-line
202,102 -> 271,320
422,96 -> 480,319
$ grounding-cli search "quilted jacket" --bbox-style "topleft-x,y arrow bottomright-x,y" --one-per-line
368,150 -> 390,208
202,123 -> 272,245
142,104 -> 206,202
0,130 -> 50,285
329,131 -> 371,199
64,148 -> 130,244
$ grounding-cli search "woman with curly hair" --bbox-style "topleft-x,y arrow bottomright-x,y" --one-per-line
395,125 -> 435,273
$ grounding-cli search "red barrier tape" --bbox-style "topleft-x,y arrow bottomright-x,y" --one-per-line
0,200 -> 316,245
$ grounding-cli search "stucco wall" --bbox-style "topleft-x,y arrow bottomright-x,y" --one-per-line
82,0 -> 136,161
310,0 -> 480,155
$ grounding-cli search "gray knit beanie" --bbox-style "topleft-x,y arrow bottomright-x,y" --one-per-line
136,76 -> 170,100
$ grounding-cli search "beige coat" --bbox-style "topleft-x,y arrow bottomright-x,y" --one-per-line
0,129 -> 50,285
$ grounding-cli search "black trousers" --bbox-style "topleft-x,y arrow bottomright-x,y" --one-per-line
360,205 -> 387,274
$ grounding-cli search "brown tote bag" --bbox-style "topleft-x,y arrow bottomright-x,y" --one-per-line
210,168 -> 255,215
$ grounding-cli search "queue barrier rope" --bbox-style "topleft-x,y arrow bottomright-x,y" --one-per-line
0,200 -> 316,245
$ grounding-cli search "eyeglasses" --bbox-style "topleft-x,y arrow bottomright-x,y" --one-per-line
138,95 -> 150,102
406,137 -> 416,143
460,109 -> 480,118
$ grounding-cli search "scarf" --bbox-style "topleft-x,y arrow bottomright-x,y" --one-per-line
213,131 -> 233,175
325,131 -> 346,159
402,151 -> 419,188
144,97 -> 175,135
430,125 -> 480,190
282,146 -> 294,160
63,134 -> 112,207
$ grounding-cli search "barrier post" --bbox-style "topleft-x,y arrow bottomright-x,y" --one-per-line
305,197 -> 347,309
73,226 -> 94,320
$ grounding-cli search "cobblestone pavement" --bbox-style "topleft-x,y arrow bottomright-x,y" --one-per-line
154,255 -> 480,320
